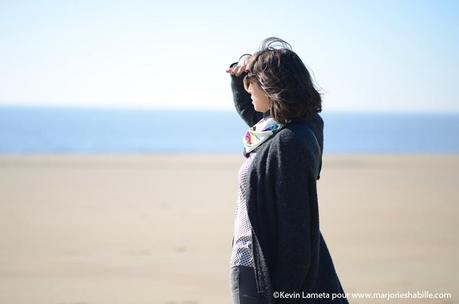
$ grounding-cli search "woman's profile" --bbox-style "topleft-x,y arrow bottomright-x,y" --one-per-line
225,37 -> 348,304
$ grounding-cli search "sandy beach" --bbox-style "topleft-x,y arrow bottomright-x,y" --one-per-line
0,154 -> 457,304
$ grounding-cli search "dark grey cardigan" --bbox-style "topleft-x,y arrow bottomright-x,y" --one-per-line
229,62 -> 348,304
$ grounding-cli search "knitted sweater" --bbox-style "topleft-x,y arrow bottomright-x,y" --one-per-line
229,62 -> 348,304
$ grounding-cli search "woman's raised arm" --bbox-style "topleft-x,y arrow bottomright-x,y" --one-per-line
226,56 -> 262,127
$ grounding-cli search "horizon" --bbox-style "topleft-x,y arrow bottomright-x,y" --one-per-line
1,103 -> 459,115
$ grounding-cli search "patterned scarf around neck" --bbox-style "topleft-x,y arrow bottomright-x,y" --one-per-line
243,116 -> 285,153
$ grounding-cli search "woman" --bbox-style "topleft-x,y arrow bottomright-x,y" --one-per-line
225,37 -> 348,304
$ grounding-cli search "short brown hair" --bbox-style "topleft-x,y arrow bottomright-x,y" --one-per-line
246,37 -> 322,124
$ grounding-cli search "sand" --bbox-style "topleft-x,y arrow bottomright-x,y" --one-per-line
0,154 -> 458,304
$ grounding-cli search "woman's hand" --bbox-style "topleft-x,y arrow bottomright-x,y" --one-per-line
226,54 -> 252,76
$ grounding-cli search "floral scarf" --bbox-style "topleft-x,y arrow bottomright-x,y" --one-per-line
243,117 -> 285,154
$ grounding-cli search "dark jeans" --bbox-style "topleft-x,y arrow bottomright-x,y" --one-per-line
230,265 -> 265,304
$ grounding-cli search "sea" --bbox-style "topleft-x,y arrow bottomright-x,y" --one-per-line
0,106 -> 458,155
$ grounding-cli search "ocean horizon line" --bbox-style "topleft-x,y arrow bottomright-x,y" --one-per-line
1,104 -> 459,115
1,106 -> 458,154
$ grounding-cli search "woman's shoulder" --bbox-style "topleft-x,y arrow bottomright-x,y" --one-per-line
246,113 -> 323,159
275,114 -> 322,148
250,128 -> 313,164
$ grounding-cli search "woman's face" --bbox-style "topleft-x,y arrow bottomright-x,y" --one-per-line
245,77 -> 271,113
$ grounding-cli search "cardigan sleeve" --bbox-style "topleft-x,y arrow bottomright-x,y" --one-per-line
268,132 -> 317,293
229,62 -> 263,127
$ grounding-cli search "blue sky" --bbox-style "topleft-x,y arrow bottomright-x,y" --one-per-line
0,0 -> 458,112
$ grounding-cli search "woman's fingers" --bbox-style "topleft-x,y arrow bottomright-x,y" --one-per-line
234,65 -> 242,76
225,65 -> 245,76
226,54 -> 253,75
226,61 -> 249,76
235,64 -> 247,76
